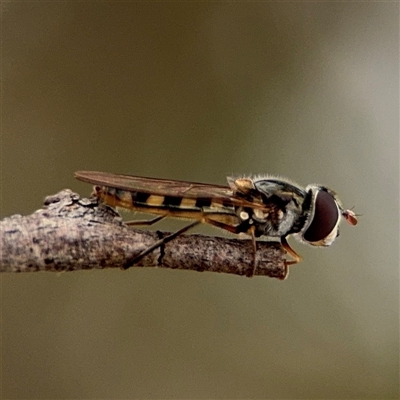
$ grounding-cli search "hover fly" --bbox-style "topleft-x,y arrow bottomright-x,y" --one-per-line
75,171 -> 358,276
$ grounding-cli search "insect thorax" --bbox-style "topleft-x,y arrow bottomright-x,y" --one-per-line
234,203 -> 302,238
231,182 -> 310,239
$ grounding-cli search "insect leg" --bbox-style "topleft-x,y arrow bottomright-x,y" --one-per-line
126,215 -> 166,226
248,225 -> 257,278
124,220 -> 201,269
281,236 -> 302,266
201,217 -> 241,234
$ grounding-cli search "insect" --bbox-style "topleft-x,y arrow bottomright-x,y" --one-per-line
75,171 -> 358,276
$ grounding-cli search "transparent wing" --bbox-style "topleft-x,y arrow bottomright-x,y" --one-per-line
75,171 -> 266,209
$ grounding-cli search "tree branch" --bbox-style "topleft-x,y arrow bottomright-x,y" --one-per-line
0,190 -> 287,279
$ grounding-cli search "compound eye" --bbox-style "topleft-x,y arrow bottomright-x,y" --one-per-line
304,190 -> 339,242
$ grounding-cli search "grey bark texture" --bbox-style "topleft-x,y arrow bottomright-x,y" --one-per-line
0,190 -> 287,279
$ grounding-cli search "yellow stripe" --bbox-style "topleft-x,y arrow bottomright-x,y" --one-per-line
180,198 -> 197,208
146,195 -> 165,206
210,200 -> 226,209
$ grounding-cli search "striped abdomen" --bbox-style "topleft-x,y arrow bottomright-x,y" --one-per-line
93,185 -> 236,217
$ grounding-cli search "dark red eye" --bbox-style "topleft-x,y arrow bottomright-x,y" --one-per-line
304,190 -> 339,242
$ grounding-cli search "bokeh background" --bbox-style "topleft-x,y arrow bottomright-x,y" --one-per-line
2,3 -> 399,399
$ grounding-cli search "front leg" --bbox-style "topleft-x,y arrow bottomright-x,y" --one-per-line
280,236 -> 302,266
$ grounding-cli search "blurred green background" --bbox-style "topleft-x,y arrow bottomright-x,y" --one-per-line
2,3 -> 398,399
